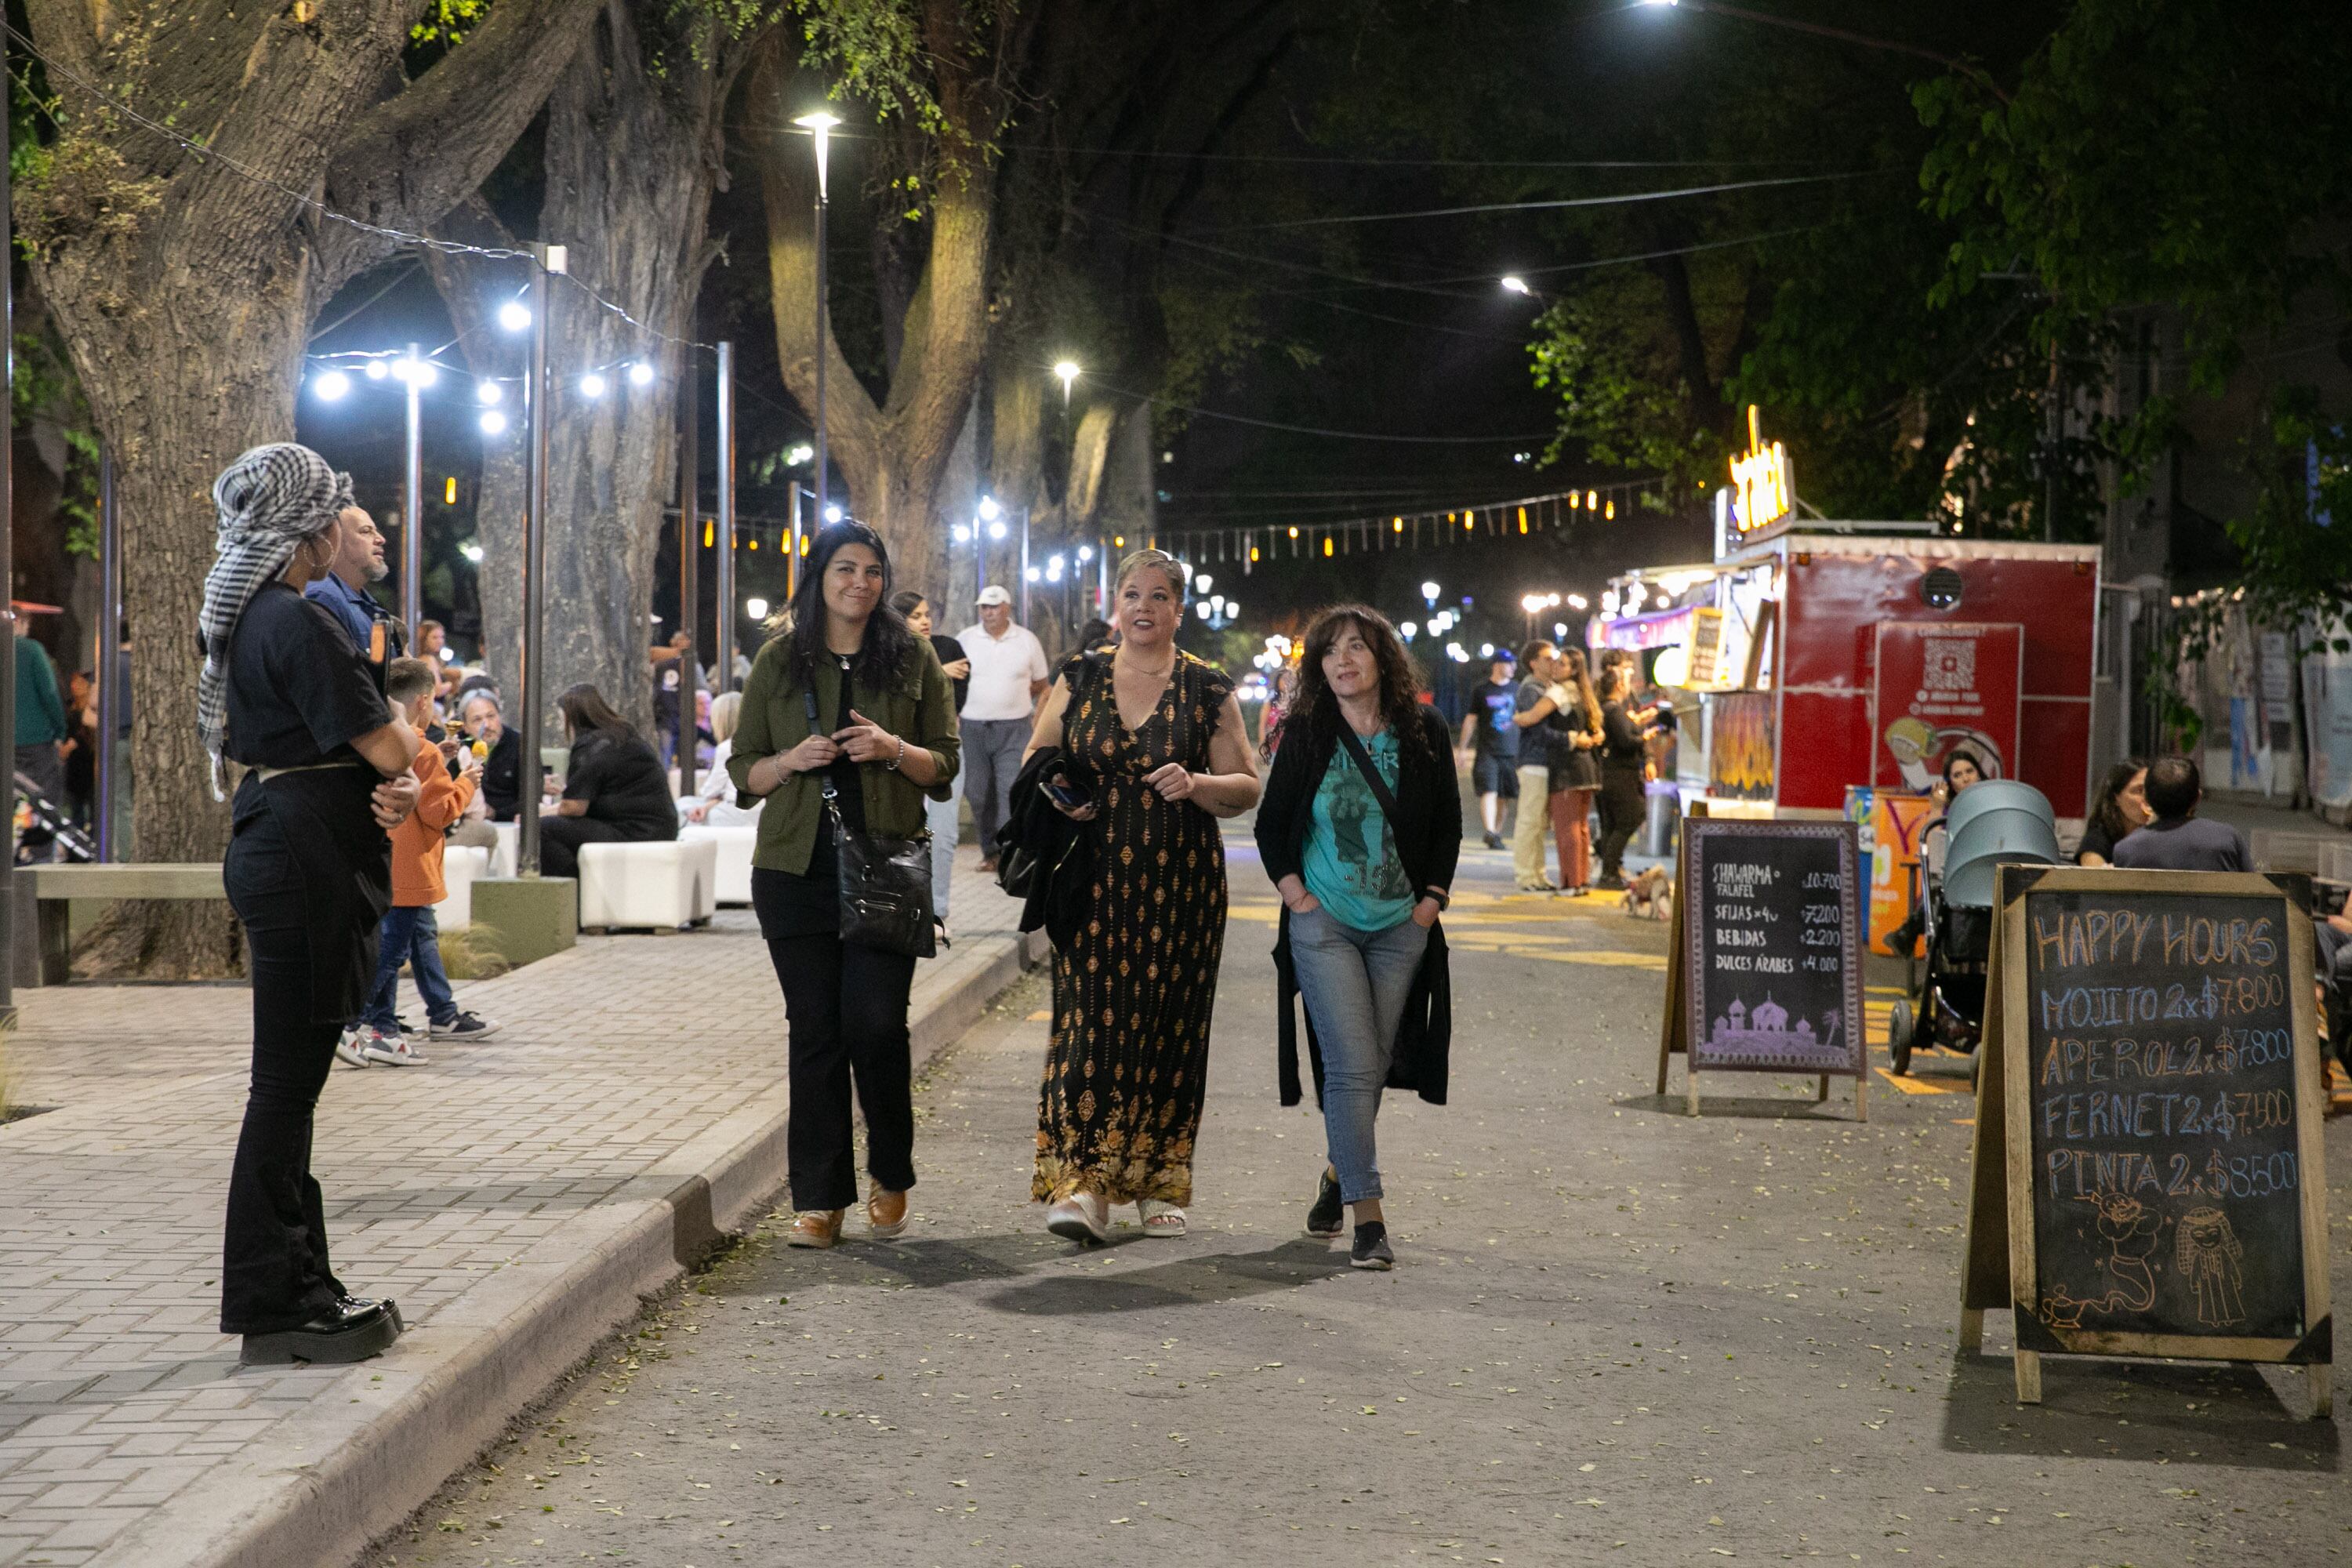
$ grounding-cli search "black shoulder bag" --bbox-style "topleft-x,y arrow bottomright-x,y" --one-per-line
804,680 -> 936,959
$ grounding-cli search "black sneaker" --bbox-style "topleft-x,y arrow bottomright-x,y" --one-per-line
1305,1169 -> 1344,1236
430,1011 -> 501,1041
1350,1221 -> 1394,1270
1481,830 -> 1504,850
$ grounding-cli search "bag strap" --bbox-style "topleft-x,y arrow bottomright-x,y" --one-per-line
1335,720 -> 1435,906
802,685 -> 842,815
1335,722 -> 1406,844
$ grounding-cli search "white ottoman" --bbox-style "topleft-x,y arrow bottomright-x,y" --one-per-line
576,837 -> 719,931
436,845 -> 492,931
679,824 -> 759,905
489,820 -> 520,879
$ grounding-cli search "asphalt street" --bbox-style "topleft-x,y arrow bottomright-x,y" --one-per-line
384,845 -> 2351,1568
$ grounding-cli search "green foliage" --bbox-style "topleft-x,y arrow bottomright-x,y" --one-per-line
412,1 -> 494,45
1918,0 -> 2352,621
790,0 -> 1007,169
1527,281 -> 1722,490
12,331 -> 100,557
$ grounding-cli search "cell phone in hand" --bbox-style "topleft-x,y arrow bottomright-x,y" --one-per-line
1041,772 -> 1092,811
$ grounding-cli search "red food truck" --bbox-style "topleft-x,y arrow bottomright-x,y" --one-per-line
1593,527 -> 2103,824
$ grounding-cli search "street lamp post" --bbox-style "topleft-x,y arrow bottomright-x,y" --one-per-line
401,341 -> 424,635
677,342 -> 699,804
96,448 -> 119,861
714,341 -> 737,692
519,242 -> 565,878
793,111 -> 841,526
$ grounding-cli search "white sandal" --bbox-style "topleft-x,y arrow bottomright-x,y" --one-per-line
1045,1192 -> 1109,1246
1138,1200 -> 1188,1238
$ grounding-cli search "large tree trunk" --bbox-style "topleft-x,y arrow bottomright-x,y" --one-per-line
753,9 -> 1030,608
20,0 -> 600,975
432,5 -> 755,743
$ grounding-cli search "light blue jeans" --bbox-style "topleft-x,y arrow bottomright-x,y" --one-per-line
1288,903 -> 1430,1204
924,769 -> 963,920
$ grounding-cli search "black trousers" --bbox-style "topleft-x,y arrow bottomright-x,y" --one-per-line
1596,763 -> 1646,879
220,828 -> 352,1334
539,815 -> 632,880
763,927 -> 919,1212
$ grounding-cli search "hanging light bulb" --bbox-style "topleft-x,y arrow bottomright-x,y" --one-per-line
628,361 -> 655,388
579,372 -> 608,398
479,409 -> 510,435
497,300 -> 532,332
477,381 -> 503,405
310,370 -> 351,401
365,359 -> 390,381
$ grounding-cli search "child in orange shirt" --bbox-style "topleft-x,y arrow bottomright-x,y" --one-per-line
352,659 -> 499,1063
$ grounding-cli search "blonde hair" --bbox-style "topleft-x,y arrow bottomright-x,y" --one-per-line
710,690 -> 743,743
1114,548 -> 1188,604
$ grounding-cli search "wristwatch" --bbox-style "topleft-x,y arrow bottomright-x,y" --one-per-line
1424,887 -> 1451,912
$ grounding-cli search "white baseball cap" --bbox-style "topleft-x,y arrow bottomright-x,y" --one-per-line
975,585 -> 1013,606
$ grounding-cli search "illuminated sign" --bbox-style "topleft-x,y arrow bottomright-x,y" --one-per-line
1728,405 -> 1793,543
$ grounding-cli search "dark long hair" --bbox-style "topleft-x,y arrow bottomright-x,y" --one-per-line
557,683 -> 636,744
784,521 -> 917,691
1557,646 -> 1603,738
1290,604 -> 1432,760
2089,758 -> 2147,842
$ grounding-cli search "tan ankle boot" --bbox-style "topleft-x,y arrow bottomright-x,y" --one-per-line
787,1210 -> 844,1248
867,1189 -> 909,1240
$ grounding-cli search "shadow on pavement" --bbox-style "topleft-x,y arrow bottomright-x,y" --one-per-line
1612,1091 -> 1862,1121
980,1236 -> 1353,1316
1940,1348 -> 2339,1468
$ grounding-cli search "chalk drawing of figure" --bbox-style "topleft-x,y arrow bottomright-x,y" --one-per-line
2042,1191 -> 2161,1327
2176,1207 -> 2247,1330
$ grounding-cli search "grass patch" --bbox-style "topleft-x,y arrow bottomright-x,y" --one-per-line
436,923 -> 514,981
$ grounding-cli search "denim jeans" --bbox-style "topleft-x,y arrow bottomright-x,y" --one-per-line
361,905 -> 456,1032
1288,903 -> 1431,1204
924,768 -> 963,920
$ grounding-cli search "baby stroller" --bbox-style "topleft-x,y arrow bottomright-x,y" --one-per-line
14,767 -> 97,864
1886,779 -> 2061,1076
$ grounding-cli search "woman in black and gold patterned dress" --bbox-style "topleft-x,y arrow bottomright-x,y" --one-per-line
1022,550 -> 1261,1243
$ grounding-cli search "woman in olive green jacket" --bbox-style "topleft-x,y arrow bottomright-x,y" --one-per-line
728,521 -> 960,1249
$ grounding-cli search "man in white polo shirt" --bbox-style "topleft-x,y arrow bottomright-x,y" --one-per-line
956,585 -> 1050,869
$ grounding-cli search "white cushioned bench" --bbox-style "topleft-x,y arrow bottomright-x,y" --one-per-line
678,824 -> 758,906
436,844 -> 492,931
576,837 -> 717,932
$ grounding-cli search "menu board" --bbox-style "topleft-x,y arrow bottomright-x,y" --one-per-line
1657,818 -> 1867,1119
1960,866 -> 2332,1414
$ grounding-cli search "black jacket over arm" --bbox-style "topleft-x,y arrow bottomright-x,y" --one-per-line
1254,703 -> 1461,1109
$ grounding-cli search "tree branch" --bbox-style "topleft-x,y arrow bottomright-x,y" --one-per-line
314,0 -> 607,295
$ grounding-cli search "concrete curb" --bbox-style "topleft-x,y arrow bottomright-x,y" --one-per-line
88,926 -> 1040,1568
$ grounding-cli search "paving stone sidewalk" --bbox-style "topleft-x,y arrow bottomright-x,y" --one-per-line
0,851 -> 1032,1568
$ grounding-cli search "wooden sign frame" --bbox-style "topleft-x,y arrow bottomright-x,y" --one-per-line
1656,817 -> 1867,1121
1959,866 -> 2332,1416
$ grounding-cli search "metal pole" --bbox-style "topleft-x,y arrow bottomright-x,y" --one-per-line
403,340 -> 423,635
677,350 -> 699,803
0,89 -> 16,1018
714,341 -> 736,692
811,149 -> 829,526
95,449 -> 118,861
788,481 -> 801,602
520,245 -> 561,877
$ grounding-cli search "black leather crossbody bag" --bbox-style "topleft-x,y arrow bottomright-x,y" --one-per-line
805,682 -> 935,958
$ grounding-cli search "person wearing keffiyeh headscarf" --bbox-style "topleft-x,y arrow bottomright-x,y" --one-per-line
207,442 -> 426,1366
198,444 -> 359,797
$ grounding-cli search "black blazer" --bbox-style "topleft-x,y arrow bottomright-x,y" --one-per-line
1254,703 -> 1461,1108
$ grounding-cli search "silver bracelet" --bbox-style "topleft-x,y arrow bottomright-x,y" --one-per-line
886,735 -> 906,771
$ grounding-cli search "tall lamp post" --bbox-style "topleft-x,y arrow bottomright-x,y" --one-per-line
714,341 -> 737,691
401,341 -> 425,633
793,111 -> 841,525
519,243 -> 566,878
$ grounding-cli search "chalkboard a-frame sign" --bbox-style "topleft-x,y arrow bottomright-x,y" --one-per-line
1655,818 -> 1868,1120
1959,866 -> 2333,1417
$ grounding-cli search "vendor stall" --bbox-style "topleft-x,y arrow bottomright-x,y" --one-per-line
1595,530 -> 2102,824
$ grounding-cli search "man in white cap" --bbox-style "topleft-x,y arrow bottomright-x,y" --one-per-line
956,585 -> 1049,870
